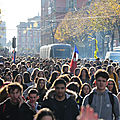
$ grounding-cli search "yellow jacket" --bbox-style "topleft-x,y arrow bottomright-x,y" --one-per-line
109,72 -> 119,89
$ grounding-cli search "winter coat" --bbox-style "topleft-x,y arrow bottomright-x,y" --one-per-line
0,98 -> 34,120
41,93 -> 79,120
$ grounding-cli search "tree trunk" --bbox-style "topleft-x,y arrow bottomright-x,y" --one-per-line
118,26 -> 120,43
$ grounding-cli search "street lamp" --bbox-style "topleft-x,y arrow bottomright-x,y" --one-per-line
12,36 -> 16,63
105,35 -> 110,51
89,38 -> 96,58
50,20 -> 58,44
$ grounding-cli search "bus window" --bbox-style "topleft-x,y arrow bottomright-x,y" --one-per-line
54,47 -> 71,58
40,44 -> 71,59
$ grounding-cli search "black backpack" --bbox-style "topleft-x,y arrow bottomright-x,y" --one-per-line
88,91 -> 114,114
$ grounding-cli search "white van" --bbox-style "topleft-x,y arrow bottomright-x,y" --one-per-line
105,51 -> 120,62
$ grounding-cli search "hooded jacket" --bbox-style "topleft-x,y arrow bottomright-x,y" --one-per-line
41,92 -> 79,120
0,98 -> 34,120
82,87 -> 119,120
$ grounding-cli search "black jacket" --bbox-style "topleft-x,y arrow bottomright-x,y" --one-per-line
0,98 -> 34,120
41,93 -> 79,120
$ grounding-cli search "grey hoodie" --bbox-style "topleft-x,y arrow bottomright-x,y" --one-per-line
82,88 -> 120,120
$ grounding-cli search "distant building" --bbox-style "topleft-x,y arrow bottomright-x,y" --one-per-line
41,0 -> 88,46
0,21 -> 6,47
17,15 -> 41,55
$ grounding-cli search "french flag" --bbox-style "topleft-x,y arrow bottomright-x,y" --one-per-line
70,45 -> 79,73
12,50 -> 16,63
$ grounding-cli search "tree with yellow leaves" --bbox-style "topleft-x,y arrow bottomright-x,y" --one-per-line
55,0 -> 120,49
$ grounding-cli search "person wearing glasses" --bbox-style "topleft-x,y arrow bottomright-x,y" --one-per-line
82,69 -> 119,120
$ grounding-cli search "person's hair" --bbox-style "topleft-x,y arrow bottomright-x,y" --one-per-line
50,59 -> 55,64
89,67 -> 96,76
52,77 -> 66,88
95,69 -> 109,80
107,78 -> 118,95
37,69 -> 45,78
7,82 -> 23,94
71,75 -> 82,85
79,67 -> 91,80
21,61 -> 25,65
111,62 -> 117,68
28,88 -> 38,96
43,88 -> 56,100
23,71 -> 32,83
44,70 -> 50,78
80,83 -> 92,98
71,76 -> 82,92
5,61 -> 10,66
61,64 -> 69,73
12,70 -> 19,80
67,82 -> 80,93
48,71 -> 60,84
103,60 -> 109,65
59,74 -> 70,83
84,63 -> 91,69
31,68 -> 39,81
106,65 -> 114,74
74,68 -> 80,76
37,78 -> 46,90
4,68 -> 11,75
11,63 -> 16,70
0,78 -> 4,87
116,67 -> 120,77
54,64 -> 61,73
0,85 -> 8,103
14,74 -> 24,84
34,108 -> 55,120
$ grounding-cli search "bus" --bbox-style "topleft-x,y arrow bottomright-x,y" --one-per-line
40,44 -> 71,59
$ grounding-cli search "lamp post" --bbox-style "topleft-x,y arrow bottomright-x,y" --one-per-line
51,21 -> 54,44
50,20 -> 58,44
105,35 -> 110,51
89,38 -> 95,58
50,20 -> 55,44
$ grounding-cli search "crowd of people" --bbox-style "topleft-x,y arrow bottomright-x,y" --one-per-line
0,56 -> 119,120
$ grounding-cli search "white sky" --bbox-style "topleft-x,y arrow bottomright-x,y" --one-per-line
0,0 -> 41,42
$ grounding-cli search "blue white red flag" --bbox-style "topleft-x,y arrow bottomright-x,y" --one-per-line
12,50 -> 16,63
70,45 -> 79,73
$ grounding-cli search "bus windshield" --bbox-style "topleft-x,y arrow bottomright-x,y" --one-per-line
53,47 -> 71,58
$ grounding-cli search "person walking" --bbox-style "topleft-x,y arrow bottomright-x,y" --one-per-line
0,82 -> 34,120
41,77 -> 79,120
82,69 -> 119,120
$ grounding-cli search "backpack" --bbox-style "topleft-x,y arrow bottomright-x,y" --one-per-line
88,91 -> 114,114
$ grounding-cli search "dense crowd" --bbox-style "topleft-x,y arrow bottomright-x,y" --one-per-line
0,56 -> 119,120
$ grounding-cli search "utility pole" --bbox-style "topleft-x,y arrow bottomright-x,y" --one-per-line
12,36 -> 16,63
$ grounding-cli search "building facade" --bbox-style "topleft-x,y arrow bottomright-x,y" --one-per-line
0,21 -> 6,47
17,15 -> 41,55
41,0 -> 88,46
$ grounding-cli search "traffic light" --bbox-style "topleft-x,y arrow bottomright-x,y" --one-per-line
12,36 -> 16,48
